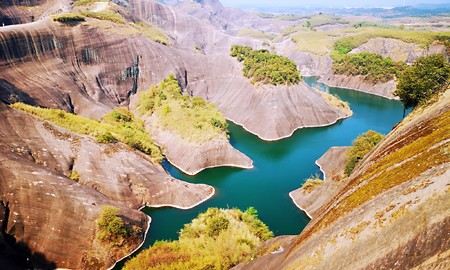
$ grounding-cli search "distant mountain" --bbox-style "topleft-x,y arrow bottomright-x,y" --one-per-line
236,2 -> 450,18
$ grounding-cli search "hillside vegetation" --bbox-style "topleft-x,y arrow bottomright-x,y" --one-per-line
333,27 -> 450,56
333,52 -> 405,83
96,206 -> 133,245
230,45 -> 301,86
53,13 -> 86,23
123,208 -> 273,270
74,0 -> 108,6
137,75 -> 229,142
290,30 -> 337,55
345,130 -> 385,176
11,104 -> 163,162
395,54 -> 450,109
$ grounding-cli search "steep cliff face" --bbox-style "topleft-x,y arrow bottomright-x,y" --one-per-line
0,102 -> 214,268
276,39 -> 333,77
319,74 -> 398,99
237,89 -> 450,269
138,114 -> 253,175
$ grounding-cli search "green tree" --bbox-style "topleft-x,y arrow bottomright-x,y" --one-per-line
345,130 -> 385,176
96,206 -> 130,242
230,45 -> 301,86
332,52 -> 405,83
395,54 -> 450,113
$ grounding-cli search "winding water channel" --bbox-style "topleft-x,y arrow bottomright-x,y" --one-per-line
116,77 -> 405,268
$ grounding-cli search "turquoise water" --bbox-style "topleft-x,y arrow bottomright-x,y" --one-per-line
116,77 -> 404,267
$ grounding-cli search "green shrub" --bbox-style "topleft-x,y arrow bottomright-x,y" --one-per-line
230,45 -> 301,86
124,208 -> 273,270
95,131 -> 117,143
137,75 -> 229,142
11,103 -> 163,163
345,130 -> 385,176
96,206 -> 130,243
395,54 -> 450,109
69,170 -> 80,182
332,52 -> 406,83
81,10 -> 125,24
53,13 -> 86,23
74,0 -> 108,6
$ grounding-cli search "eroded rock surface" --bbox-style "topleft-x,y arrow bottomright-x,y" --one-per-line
289,146 -> 349,218
139,114 -> 253,175
319,74 -> 398,99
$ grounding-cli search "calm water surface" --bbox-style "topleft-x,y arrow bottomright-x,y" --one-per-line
116,77 -> 404,268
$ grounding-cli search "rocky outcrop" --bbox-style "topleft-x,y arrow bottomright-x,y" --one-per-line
237,89 -> 450,270
316,146 -> 349,180
276,39 -> 333,77
351,37 -> 447,63
139,114 -> 253,175
289,146 -> 349,218
319,74 -> 398,99
0,102 -> 214,268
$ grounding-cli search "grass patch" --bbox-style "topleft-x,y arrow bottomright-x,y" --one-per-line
123,207 -> 273,270
11,103 -> 163,163
319,91 -> 351,115
53,13 -> 86,23
302,178 -> 323,193
304,14 -> 349,29
131,22 -> 169,45
333,52 -> 406,83
230,45 -> 301,86
137,75 -> 228,142
74,0 -> 108,6
291,30 -> 336,55
238,28 -> 275,41
81,10 -> 125,24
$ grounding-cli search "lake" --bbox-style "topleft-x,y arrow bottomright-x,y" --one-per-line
115,77 -> 404,268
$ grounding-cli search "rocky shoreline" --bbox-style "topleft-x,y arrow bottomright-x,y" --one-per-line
289,146 -> 350,218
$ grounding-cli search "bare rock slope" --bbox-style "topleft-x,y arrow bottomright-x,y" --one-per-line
0,102 -> 214,268
237,89 -> 450,270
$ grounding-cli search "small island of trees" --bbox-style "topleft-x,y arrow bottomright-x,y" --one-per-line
230,45 -> 301,86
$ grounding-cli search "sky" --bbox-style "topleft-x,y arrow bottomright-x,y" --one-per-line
220,0 -> 450,8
